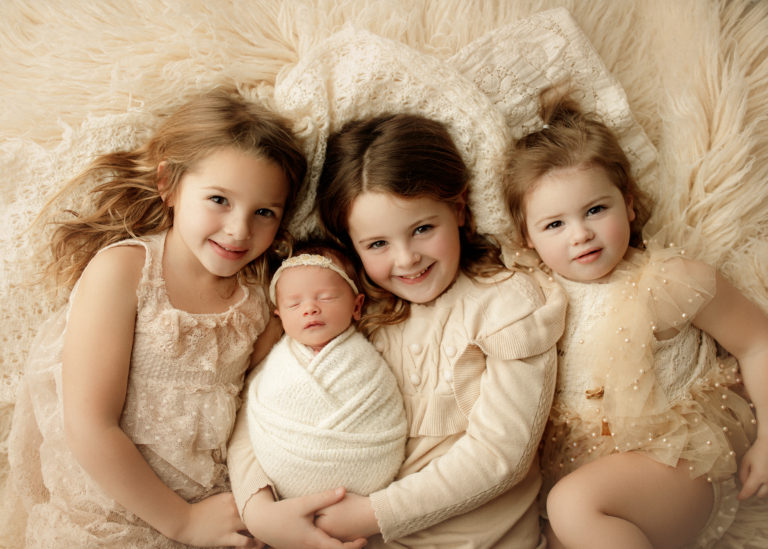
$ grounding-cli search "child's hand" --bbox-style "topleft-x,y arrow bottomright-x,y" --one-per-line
244,486 -> 368,549
315,492 -> 379,541
174,491 -> 260,547
738,435 -> 768,499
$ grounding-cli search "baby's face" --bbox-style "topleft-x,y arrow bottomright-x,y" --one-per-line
274,265 -> 363,352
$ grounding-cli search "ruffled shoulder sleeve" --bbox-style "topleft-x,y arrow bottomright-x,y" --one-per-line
471,269 -> 567,361
631,246 -> 717,335
589,245 -> 716,421
452,269 -> 567,419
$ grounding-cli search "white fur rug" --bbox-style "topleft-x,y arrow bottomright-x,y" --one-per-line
1,1 -> 767,547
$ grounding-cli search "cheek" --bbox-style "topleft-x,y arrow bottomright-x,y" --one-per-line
531,237 -> 564,266
609,217 -> 632,244
358,253 -> 388,284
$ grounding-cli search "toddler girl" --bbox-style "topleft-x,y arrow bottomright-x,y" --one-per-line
8,90 -> 306,548
504,97 -> 768,549
244,243 -> 407,500
298,113 -> 565,548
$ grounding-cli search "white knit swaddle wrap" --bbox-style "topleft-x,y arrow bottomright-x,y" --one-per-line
247,327 -> 407,498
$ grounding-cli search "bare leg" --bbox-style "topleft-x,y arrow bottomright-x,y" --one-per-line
546,452 -> 714,549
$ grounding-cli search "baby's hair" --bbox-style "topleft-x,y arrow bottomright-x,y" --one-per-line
42,89 -> 306,292
317,113 -> 505,334
504,95 -> 651,248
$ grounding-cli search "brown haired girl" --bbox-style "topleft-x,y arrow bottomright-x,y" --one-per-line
262,113 -> 565,548
505,97 -> 767,549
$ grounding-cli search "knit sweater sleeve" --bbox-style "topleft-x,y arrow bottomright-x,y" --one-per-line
227,367 -> 275,517
369,272 -> 567,540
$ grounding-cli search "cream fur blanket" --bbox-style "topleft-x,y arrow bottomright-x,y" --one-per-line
1,1 -> 767,547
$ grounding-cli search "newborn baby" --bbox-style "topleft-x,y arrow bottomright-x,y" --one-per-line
247,244 -> 407,498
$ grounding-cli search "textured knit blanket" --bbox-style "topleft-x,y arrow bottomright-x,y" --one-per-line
248,329 -> 406,498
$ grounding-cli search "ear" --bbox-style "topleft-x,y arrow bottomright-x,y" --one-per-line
352,293 -> 365,321
157,161 -> 173,205
625,195 -> 636,223
273,307 -> 281,319
455,192 -> 467,227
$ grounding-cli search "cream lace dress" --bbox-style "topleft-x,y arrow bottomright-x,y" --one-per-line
539,244 -> 757,548
9,231 -> 269,548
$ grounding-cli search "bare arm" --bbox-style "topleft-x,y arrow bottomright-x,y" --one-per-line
693,271 -> 768,498
250,313 -> 283,367
62,246 -> 253,546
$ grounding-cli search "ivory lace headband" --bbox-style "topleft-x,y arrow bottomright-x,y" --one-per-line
269,254 -> 359,303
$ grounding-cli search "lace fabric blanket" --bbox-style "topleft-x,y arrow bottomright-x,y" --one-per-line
1,1 -> 767,547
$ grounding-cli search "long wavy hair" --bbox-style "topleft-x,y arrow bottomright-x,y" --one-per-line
41,89 -> 306,293
317,113 -> 505,335
504,95 -> 651,249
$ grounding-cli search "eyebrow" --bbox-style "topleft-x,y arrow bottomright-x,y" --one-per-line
529,213 -> 563,227
204,186 -> 285,208
355,214 -> 440,245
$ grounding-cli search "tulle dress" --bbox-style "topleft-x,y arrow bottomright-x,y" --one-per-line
9,231 -> 269,548
539,242 -> 757,548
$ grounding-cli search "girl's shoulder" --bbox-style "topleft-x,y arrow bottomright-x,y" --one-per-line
618,247 -> 717,334
71,233 -> 163,305
84,241 -> 148,284
71,242 -> 146,314
463,269 -> 544,308
624,246 -> 716,291
455,269 -> 566,358
459,269 -> 566,330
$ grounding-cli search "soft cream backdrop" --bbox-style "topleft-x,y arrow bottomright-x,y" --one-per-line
1,1 -> 766,546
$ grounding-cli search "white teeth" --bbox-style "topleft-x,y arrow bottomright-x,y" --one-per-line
401,267 -> 428,279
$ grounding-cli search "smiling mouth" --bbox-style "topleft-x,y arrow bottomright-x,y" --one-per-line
397,265 -> 432,282
210,240 -> 247,259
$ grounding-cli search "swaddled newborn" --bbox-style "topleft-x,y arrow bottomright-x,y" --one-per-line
247,246 -> 407,498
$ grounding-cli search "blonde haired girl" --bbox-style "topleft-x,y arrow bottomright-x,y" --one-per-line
9,90 -> 306,548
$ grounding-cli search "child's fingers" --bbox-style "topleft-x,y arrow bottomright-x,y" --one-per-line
340,538 -> 368,549
738,481 -> 757,500
222,526 -> 262,548
314,534 -> 367,549
297,486 -> 347,514
738,466 -> 765,500
739,459 -> 750,486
